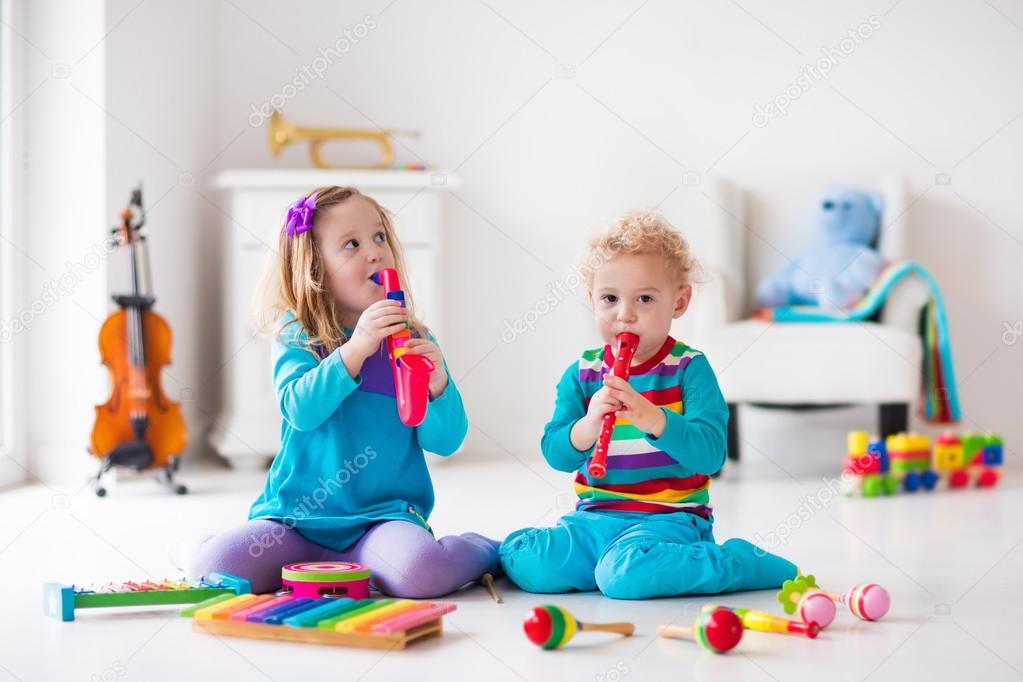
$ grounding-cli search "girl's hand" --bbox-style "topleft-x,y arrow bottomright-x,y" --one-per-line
347,300 -> 409,361
602,375 -> 667,438
402,338 -> 449,398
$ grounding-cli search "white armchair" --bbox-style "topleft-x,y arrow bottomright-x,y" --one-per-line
671,176 -> 928,463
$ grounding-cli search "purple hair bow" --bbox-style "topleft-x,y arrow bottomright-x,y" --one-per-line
284,195 -> 317,237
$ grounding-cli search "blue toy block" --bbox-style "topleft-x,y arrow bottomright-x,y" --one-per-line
984,445 -> 1003,466
43,583 -> 76,622
868,440 -> 889,474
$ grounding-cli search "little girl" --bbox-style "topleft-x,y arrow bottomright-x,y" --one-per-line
186,186 -> 499,597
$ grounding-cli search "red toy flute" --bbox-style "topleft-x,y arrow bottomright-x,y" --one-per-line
369,268 -> 435,427
588,332 -> 639,478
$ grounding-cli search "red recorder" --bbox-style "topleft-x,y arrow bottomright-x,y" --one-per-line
587,332 -> 640,479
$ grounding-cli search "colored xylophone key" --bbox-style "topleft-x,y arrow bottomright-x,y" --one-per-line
370,602 -> 457,634
213,595 -> 277,621
334,600 -> 421,632
269,597 -> 368,625
229,595 -> 295,622
179,593 -> 236,617
283,598 -> 364,627
194,594 -> 261,621
317,599 -> 395,629
257,598 -> 320,624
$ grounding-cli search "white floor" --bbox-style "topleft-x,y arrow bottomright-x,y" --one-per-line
3,406 -> 1021,682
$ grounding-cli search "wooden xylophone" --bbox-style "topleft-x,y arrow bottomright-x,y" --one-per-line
182,593 -> 457,650
44,572 -> 252,622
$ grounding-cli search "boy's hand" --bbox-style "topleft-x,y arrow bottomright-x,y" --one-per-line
584,387 -> 622,423
402,338 -> 449,398
570,387 -> 622,451
602,375 -> 667,438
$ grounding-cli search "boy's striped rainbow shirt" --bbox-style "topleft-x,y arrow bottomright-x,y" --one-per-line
574,336 -> 712,519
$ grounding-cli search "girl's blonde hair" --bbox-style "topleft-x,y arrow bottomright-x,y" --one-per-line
253,186 -> 426,355
582,209 -> 701,288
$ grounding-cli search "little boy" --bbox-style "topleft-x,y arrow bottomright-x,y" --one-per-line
500,210 -> 798,599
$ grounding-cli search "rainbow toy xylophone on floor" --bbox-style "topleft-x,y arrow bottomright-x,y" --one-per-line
181,593 -> 457,650
44,572 -> 252,622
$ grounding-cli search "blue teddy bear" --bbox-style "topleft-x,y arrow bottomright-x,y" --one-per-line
755,187 -> 886,310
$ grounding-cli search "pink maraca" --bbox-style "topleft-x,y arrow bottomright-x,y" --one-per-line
841,583 -> 890,621
797,589 -> 837,629
780,575 -> 890,626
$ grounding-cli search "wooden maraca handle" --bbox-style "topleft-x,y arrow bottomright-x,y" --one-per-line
657,624 -> 693,639
579,621 -> 635,636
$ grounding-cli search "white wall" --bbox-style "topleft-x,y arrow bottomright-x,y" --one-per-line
103,0 -> 219,468
209,0 -> 1023,463
21,0 -> 1023,481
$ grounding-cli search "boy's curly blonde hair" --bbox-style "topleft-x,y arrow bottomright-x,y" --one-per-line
582,209 -> 699,288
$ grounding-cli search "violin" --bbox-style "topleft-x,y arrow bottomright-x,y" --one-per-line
88,187 -> 187,496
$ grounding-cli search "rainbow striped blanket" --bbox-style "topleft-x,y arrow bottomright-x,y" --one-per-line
758,260 -> 960,423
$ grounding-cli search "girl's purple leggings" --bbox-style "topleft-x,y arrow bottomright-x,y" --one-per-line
188,519 -> 500,598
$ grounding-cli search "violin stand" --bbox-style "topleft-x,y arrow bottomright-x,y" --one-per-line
88,452 -> 187,497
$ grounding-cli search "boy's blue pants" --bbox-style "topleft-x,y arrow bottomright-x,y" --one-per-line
500,510 -> 797,600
